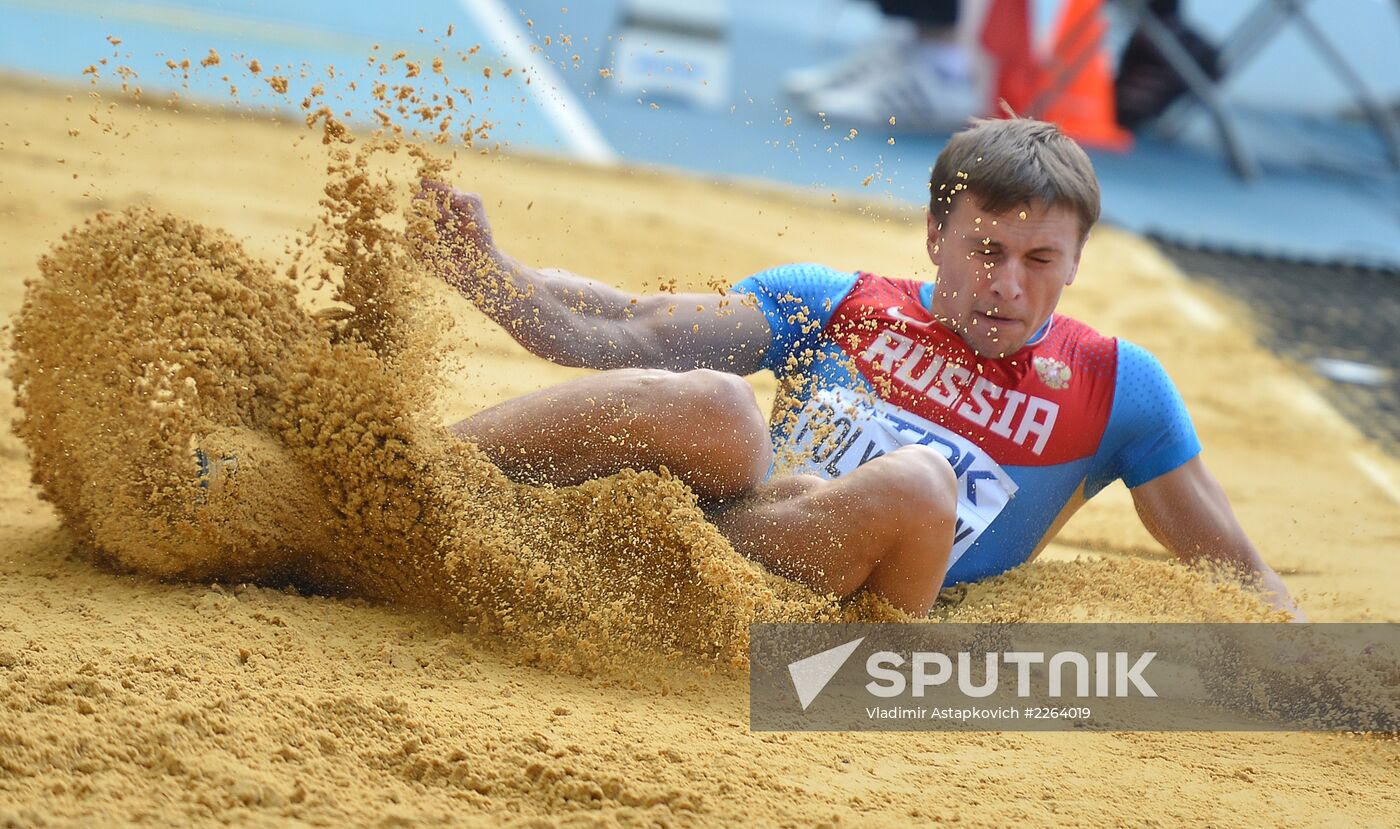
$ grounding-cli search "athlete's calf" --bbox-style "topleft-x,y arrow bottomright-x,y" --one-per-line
713,444 -> 958,615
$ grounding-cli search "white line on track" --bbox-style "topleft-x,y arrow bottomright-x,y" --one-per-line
1351,451 -> 1400,507
456,0 -> 617,165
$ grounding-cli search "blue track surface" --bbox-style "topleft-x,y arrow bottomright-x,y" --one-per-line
3,0 -> 1398,267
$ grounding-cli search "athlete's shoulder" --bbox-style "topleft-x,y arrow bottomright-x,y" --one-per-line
732,262 -> 858,297
730,264 -> 862,372
1112,337 -> 1176,381
836,270 -> 926,299
1093,337 -> 1201,491
1033,313 -> 1119,382
1042,313 -> 1116,351
822,272 -> 934,329
732,263 -> 863,325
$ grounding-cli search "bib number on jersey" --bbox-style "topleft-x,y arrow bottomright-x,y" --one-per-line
777,388 -> 1019,567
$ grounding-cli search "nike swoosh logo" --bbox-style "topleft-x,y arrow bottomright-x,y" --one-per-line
886,305 -> 934,328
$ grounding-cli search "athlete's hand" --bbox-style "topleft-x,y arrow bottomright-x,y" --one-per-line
414,179 -> 506,296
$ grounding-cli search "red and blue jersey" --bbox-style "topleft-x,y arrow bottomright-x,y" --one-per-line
734,264 -> 1201,586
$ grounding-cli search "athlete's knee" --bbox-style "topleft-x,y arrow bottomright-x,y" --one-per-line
886,444 -> 957,497
620,368 -> 771,495
694,370 -> 772,493
674,369 -> 759,420
619,368 -> 753,421
866,445 -> 958,532
673,367 -> 768,450
838,447 -> 956,609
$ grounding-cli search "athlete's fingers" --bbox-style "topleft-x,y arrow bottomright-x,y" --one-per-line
414,178 -> 451,209
411,181 -> 459,239
448,193 -> 494,247
415,180 -> 473,225
409,183 -> 499,281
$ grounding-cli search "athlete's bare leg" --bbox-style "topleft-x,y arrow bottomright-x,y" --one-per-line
451,368 -> 773,502
454,373 -> 956,614
710,445 -> 958,615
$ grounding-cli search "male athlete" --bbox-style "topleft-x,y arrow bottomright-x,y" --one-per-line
421,117 -> 1297,618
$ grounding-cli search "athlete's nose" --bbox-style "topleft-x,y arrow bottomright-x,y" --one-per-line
987,258 -> 1025,303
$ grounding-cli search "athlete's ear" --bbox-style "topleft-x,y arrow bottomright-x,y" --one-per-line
926,210 -> 943,266
1066,233 -> 1088,286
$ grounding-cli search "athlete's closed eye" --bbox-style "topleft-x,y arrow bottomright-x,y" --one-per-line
972,242 -> 1003,261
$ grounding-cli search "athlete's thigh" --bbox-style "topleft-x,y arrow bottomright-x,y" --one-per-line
451,367 -> 770,498
450,368 -> 674,486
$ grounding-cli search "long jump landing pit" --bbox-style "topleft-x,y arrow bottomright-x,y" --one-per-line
1,76 -> 1398,826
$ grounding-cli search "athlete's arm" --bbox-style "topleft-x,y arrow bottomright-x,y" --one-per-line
1130,457 -> 1302,619
416,181 -> 770,373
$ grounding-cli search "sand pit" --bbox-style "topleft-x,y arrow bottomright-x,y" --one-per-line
1,73 -> 1399,826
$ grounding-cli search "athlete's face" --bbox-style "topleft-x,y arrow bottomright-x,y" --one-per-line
926,198 -> 1084,358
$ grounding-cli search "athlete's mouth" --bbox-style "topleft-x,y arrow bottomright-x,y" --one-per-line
980,311 -> 1020,326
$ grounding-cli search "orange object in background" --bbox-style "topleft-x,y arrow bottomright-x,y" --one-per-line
980,0 -> 1133,151
979,0 -> 1041,115
1039,0 -> 1133,150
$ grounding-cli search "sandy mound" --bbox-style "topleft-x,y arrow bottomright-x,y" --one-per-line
936,557 -> 1281,623
8,134 -> 852,674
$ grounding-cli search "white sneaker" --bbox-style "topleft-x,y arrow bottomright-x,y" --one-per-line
782,19 -> 918,102
804,42 -> 980,132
